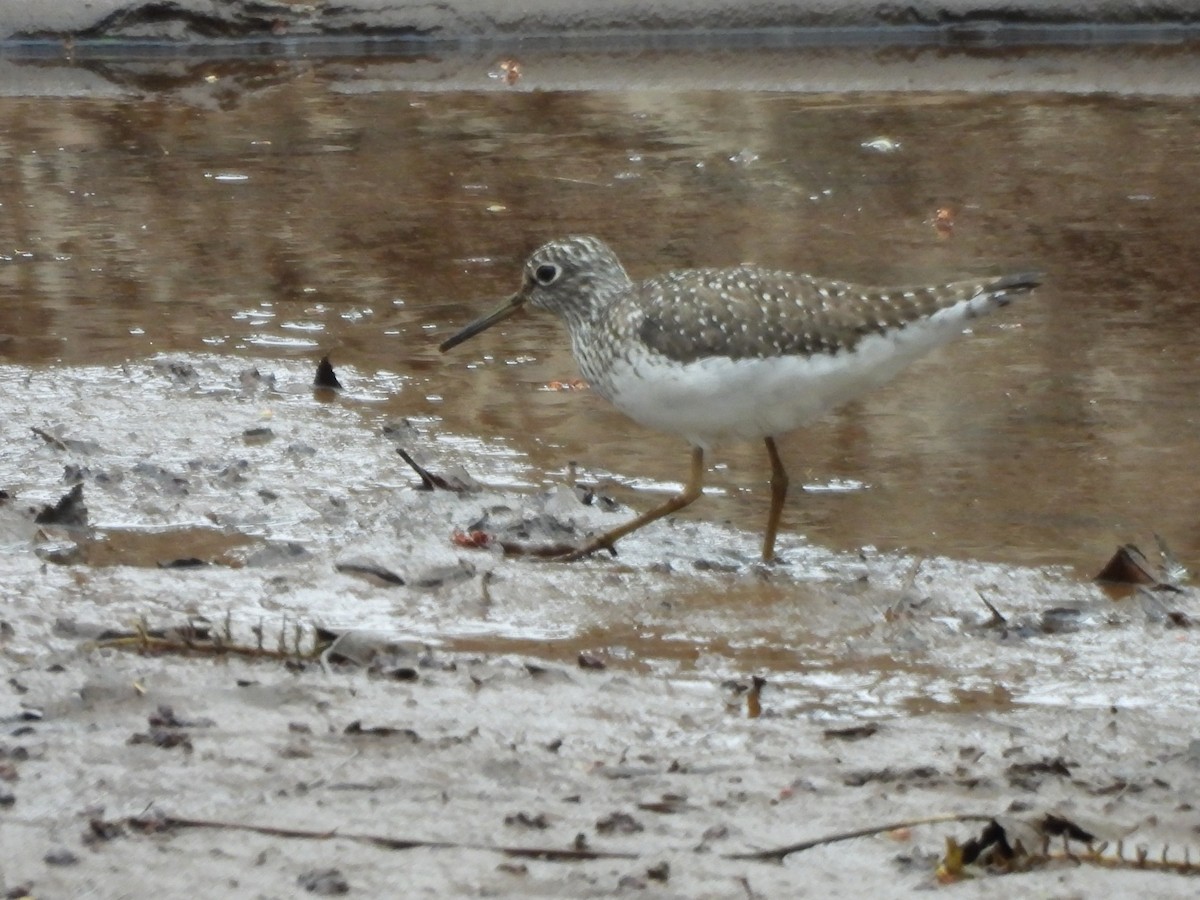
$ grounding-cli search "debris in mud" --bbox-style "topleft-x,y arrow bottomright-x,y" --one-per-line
1005,756 -> 1073,791
93,614 -> 322,664
729,812 -> 992,863
1096,542 -> 1184,591
84,817 -> 125,845
114,810 -> 638,863
127,727 -> 193,751
577,651 -> 606,670
722,676 -> 767,718
452,528 -> 493,549
151,359 -> 200,384
43,847 -> 79,867
936,812 -> 1200,882
540,378 -> 587,391
131,461 -> 190,495
561,461 -> 620,511
489,57 -> 523,86
843,766 -> 942,788
596,811 -> 644,835
33,535 -> 85,565
91,615 -> 425,681
1097,544 -> 1163,585
450,527 -> 584,559
297,868 -> 350,895
931,205 -> 956,238
505,811 -> 550,829
313,355 -> 342,390
381,418 -> 420,443
215,459 -> 250,486
31,426 -> 101,454
574,484 -> 620,512
334,556 -> 405,586
455,488 -> 613,558
1154,532 -> 1191,583
976,591 -> 1008,628
1038,606 -> 1089,633
242,425 -> 275,444
158,557 -> 208,568
824,723 -> 880,741
239,366 -> 276,392
343,721 -> 421,742
411,559 -> 476,588
87,801 -> 1200,883
637,795 -> 692,815
33,482 -> 88,527
1138,589 -> 1198,628
242,541 -> 311,567
977,598 -> 1124,638
126,704 -> 212,753
396,447 -> 482,493
746,674 -> 766,718
524,661 -> 573,682
148,704 -> 215,729
316,628 -> 429,671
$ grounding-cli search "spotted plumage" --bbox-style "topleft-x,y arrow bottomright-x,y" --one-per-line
636,268 -> 1028,363
439,235 -> 1042,562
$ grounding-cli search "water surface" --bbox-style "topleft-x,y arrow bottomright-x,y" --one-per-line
2,81 -> 1198,574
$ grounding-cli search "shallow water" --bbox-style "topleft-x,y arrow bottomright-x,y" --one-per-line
8,55 -> 1200,900
2,78 -> 1199,577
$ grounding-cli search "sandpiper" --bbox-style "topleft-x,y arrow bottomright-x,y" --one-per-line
440,236 -> 1040,562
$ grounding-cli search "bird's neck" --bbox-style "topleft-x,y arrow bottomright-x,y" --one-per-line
561,286 -> 630,398
558,277 -> 627,338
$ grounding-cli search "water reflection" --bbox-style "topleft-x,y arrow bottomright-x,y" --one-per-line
2,83 -> 1199,573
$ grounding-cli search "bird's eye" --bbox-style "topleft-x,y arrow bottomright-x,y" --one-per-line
534,264 -> 560,285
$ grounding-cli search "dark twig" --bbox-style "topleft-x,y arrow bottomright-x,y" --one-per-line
727,813 -> 996,862
126,813 -> 639,862
396,448 -> 479,493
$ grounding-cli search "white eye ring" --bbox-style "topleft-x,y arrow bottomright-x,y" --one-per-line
533,263 -> 560,285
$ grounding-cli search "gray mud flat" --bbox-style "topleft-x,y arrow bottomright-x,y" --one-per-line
3,356 -> 1200,897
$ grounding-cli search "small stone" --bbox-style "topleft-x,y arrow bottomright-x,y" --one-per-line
44,847 -> 79,866
297,868 -> 349,895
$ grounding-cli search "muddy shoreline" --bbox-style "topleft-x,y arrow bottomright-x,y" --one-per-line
3,7 -> 1200,896
3,355 -> 1200,897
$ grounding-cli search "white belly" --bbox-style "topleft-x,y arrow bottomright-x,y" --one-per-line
596,317 -> 969,449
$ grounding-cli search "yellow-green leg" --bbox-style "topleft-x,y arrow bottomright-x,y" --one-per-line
559,447 -> 706,561
762,436 -> 789,562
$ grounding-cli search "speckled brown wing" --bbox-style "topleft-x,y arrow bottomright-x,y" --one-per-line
635,267 -> 1041,364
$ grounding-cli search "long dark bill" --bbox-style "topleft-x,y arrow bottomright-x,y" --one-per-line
438,294 -> 525,353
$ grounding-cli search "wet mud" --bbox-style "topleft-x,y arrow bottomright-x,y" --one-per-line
3,353 -> 1200,897
4,51 -> 1200,899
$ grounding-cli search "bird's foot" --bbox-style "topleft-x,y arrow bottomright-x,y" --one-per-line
551,536 -> 619,562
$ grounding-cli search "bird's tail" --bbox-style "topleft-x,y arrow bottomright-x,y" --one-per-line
984,272 -> 1044,306
934,271 -> 1043,323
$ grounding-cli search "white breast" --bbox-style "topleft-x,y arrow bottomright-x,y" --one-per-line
595,308 -> 982,449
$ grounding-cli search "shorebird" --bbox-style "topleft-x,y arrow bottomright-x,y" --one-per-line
440,236 -> 1040,562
